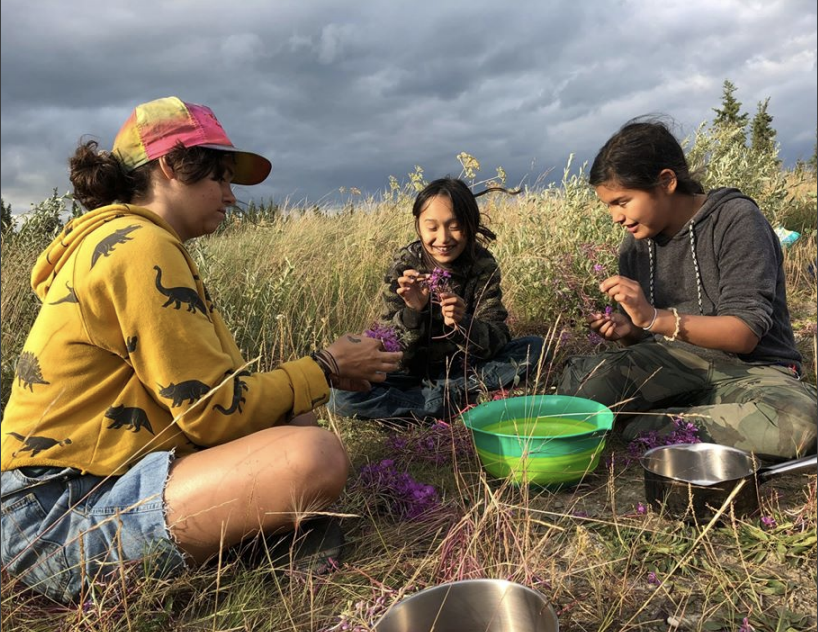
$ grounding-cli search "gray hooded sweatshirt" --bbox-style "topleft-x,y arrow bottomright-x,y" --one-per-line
618,187 -> 802,372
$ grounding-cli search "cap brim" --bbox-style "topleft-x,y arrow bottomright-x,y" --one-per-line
199,144 -> 272,185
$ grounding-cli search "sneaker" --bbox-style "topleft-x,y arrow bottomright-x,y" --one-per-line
219,517 -> 345,575
289,516 -> 345,575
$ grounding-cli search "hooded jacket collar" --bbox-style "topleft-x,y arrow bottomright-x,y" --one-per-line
31,204 -> 179,300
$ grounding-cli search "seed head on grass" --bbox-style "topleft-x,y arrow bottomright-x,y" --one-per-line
320,593 -> 392,632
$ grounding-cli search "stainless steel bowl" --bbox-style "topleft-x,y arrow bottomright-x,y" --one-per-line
372,578 -> 559,632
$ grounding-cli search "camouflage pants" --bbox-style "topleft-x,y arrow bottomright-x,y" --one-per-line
558,340 -> 817,459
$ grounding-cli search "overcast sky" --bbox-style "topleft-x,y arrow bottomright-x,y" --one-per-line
2,0 -> 816,215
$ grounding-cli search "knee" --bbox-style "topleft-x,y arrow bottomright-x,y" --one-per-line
296,427 -> 349,501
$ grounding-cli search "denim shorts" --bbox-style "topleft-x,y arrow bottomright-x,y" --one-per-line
1,451 -> 188,603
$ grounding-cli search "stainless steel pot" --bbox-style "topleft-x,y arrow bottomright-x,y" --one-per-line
641,443 -> 816,522
372,579 -> 559,632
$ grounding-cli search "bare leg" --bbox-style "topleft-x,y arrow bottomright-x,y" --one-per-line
164,424 -> 348,564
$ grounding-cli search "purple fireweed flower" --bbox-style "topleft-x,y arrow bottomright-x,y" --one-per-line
355,459 -> 442,520
636,502 -> 647,515
364,322 -> 403,352
738,617 -> 755,632
626,417 -> 701,462
593,263 -> 605,274
604,305 -> 613,317
647,571 -> 659,586
587,332 -> 604,345
422,267 -> 453,296
760,515 -> 777,530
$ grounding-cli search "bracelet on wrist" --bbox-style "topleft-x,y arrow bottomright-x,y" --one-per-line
642,307 -> 659,332
310,350 -> 335,383
663,307 -> 681,342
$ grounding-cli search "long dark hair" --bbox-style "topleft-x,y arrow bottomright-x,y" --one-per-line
589,116 -> 704,195
69,140 -> 234,211
412,177 -> 521,260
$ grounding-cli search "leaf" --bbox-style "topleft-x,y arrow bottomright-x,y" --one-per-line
757,578 -> 788,595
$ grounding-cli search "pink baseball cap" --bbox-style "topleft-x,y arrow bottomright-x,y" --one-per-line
112,96 -> 272,185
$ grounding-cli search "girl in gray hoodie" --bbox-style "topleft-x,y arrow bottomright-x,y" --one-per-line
559,117 -> 816,459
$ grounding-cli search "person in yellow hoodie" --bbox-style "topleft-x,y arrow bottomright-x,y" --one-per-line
0,96 -> 403,603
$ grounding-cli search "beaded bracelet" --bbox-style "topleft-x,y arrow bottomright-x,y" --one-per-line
663,307 -> 681,342
642,307 -> 659,332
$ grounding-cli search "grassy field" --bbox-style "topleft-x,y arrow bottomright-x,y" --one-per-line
1,143 -> 816,631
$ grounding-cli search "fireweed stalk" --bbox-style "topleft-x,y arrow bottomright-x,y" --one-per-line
420,267 -> 461,341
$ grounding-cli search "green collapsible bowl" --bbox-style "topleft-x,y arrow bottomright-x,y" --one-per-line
460,395 -> 614,488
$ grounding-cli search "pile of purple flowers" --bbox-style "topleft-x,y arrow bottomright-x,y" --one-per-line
355,458 -> 442,520
626,416 -> 701,462
605,416 -> 702,469
421,267 -> 452,296
364,321 -> 402,352
386,420 -> 474,465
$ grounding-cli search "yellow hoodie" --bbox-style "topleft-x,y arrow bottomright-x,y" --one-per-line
1,205 -> 329,475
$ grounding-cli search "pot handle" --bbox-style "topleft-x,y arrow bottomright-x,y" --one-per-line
757,454 -> 817,482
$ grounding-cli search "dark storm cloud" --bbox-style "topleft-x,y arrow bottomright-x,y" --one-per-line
2,0 -> 816,215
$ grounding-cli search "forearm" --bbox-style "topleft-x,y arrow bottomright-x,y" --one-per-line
646,309 -> 759,354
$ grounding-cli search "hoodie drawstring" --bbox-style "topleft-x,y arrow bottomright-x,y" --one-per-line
647,221 -> 704,316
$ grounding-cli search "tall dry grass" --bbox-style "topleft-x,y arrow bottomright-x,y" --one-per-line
1,152 -> 816,631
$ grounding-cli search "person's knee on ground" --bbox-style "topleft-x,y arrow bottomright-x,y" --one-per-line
288,426 -> 350,515
164,425 -> 349,564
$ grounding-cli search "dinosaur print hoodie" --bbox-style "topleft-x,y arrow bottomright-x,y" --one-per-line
1,205 -> 329,476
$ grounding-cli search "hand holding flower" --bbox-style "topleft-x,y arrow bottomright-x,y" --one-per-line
397,269 -> 430,312
437,291 -> 466,327
599,275 -> 655,328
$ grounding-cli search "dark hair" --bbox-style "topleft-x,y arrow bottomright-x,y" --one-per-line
69,140 -> 235,211
412,177 -> 502,261
588,116 -> 704,195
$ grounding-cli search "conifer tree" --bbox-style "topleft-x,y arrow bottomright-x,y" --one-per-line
750,97 -> 777,157
1,198 -> 12,234
712,79 -> 749,141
